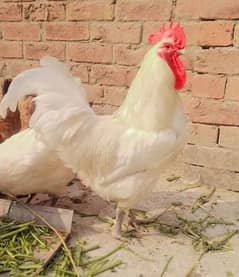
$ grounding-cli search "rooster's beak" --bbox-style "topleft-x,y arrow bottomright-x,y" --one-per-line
177,49 -> 185,56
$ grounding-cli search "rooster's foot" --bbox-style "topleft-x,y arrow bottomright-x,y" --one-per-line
128,209 -> 156,226
112,207 -> 125,239
129,207 -> 174,226
112,228 -> 122,239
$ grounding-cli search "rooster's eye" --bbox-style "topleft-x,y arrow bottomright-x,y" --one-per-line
164,44 -> 171,49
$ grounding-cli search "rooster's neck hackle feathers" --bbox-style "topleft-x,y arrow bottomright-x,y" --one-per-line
116,44 -> 177,132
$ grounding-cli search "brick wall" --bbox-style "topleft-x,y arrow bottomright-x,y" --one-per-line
0,0 -> 239,188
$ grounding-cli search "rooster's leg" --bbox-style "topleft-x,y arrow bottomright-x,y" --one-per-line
112,206 -> 125,238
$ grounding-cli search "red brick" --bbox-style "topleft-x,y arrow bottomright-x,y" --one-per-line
176,0 -> 239,19
0,41 -> 22,58
183,164 -> 239,190
225,77 -> 239,101
83,84 -> 104,104
114,45 -> 148,66
189,100 -> 239,125
103,86 -> 127,106
117,0 -> 171,21
3,23 -> 40,41
25,42 -> 65,60
200,0 -> 239,19
198,21 -> 233,46
18,96 -> 35,130
70,63 -> 89,83
188,123 -> 218,146
219,126 -> 239,149
6,60 -> 38,77
175,0 -> 200,19
0,109 -> 21,143
91,22 -> 141,44
145,21 -> 232,46
184,144 -> 239,172
180,46 -> 198,71
68,43 -> 113,64
180,93 -> 201,116
181,22 -> 199,46
67,0 -> 114,21
191,74 -> 226,99
233,24 -> 239,47
0,78 -> 4,95
92,103 -> 117,115
0,3 -> 22,21
194,49 -> 239,74
24,3 -> 65,21
182,21 -> 233,46
90,65 -> 137,87
0,61 -> 8,77
45,23 -> 89,41
47,3 -> 65,21
4,0 -> 32,2
24,3 -> 45,21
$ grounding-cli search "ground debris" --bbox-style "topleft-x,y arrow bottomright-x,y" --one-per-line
128,202 -> 238,257
194,230 -> 238,253
42,241 -> 124,277
0,217 -> 124,277
160,256 -> 173,277
179,184 -> 201,192
192,187 -> 216,213
0,218 -> 51,276
166,176 -> 181,182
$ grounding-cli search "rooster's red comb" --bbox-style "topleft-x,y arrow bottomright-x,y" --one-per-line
148,22 -> 185,50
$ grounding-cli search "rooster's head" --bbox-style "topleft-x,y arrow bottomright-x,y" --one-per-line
148,22 -> 186,90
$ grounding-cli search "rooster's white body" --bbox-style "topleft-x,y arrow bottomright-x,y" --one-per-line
0,33 -> 187,235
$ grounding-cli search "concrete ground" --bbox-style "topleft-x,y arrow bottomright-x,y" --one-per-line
30,178 -> 239,277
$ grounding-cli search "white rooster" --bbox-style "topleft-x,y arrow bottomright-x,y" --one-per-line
0,82 -> 75,197
0,23 -> 187,237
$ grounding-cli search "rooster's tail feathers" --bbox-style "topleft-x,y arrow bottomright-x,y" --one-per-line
40,56 -> 70,75
0,56 -> 91,119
